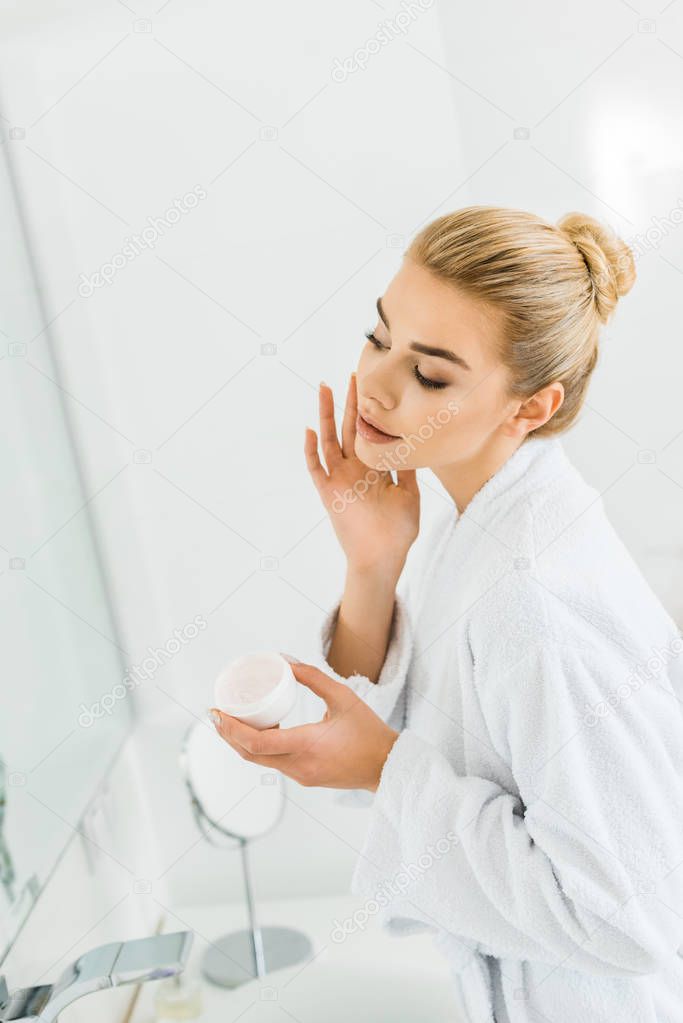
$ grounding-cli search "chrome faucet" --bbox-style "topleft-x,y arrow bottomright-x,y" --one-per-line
0,930 -> 193,1021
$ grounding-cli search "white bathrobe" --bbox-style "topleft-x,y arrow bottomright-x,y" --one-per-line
311,434 -> 683,1023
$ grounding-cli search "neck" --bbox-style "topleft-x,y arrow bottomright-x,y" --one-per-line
433,433 -> 526,516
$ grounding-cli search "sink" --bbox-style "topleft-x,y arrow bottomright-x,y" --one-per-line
126,895 -> 461,1022
204,961 -> 459,1022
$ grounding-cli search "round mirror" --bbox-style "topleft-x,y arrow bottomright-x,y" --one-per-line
180,720 -> 285,842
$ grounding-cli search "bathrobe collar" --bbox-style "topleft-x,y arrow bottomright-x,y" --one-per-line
454,433 -> 568,530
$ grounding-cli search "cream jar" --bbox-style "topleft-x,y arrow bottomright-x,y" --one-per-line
214,651 -> 298,729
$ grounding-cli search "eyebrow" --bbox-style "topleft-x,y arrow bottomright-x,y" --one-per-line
376,297 -> 472,372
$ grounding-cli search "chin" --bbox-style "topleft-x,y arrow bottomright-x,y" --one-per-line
354,441 -> 393,473
354,438 -> 382,469
354,448 -> 375,470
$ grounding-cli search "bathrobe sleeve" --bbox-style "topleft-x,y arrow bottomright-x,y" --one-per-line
350,635 -> 683,977
309,576 -> 413,735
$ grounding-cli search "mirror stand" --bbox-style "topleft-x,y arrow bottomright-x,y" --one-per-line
201,834 -> 313,988
182,726 -> 313,989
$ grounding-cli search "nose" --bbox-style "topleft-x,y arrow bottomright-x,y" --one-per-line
358,361 -> 398,413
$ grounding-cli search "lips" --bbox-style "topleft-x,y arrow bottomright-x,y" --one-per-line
359,411 -> 398,437
359,411 -> 396,435
356,411 -> 401,444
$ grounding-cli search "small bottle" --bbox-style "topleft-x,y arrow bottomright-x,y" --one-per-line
154,972 -> 203,1022
214,651 -> 298,729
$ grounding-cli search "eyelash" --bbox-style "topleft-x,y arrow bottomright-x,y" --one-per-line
363,330 -> 448,390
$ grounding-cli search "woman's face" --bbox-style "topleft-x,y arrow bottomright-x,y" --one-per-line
354,257 -> 520,472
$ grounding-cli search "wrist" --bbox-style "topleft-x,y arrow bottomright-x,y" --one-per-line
346,558 -> 405,586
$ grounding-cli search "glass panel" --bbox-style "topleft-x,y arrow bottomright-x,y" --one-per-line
0,133 -> 131,961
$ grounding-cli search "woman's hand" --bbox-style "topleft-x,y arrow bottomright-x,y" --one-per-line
305,374 -> 420,575
209,660 -> 400,792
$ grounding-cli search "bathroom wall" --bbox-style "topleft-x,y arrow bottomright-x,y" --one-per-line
1,0 -> 682,945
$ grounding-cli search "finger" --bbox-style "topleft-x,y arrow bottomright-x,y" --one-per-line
304,427 -> 329,493
217,725 -> 302,773
318,382 -> 342,473
211,709 -> 320,755
282,660 -> 345,707
340,372 -> 358,458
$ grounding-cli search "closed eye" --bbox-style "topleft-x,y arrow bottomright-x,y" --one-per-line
364,330 -> 448,391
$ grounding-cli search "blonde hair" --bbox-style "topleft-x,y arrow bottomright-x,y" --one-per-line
405,205 -> 636,439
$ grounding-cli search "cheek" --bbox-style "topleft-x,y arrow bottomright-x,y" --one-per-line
356,346 -> 373,382
426,405 -> 462,449
356,340 -> 371,365
397,395 -> 459,457
439,380 -> 506,443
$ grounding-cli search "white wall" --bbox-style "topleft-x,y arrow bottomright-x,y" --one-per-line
436,2 -> 683,615
1,0 -> 682,945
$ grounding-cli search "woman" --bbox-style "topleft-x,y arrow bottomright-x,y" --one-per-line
210,206 -> 683,1022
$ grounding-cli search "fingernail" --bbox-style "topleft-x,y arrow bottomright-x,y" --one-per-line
280,652 -> 301,664
319,380 -> 328,389
208,709 -> 221,727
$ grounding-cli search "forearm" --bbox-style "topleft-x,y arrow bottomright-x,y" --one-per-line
326,563 -> 403,683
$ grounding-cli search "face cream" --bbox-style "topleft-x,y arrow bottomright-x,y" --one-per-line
214,652 -> 298,729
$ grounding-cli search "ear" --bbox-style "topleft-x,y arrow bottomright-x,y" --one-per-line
512,382 -> 564,434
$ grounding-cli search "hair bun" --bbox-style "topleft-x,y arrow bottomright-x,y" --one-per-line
557,211 -> 636,323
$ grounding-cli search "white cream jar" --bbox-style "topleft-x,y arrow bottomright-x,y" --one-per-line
214,651 -> 298,729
